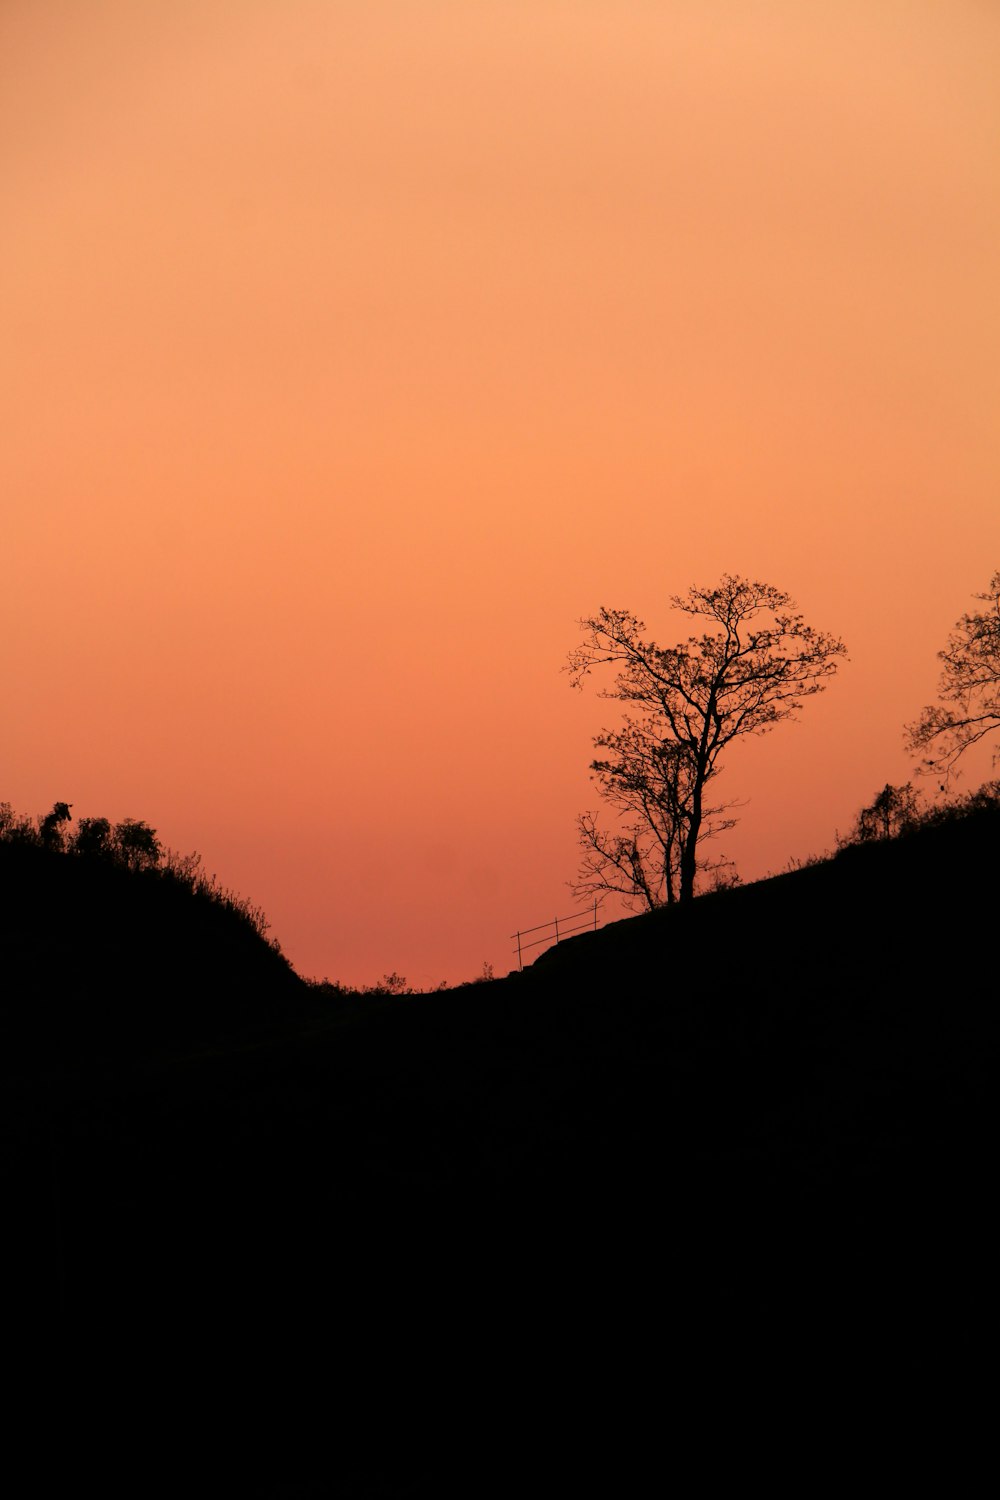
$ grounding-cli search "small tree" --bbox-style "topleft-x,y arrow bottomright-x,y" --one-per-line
567,575 -> 846,903
843,782 -> 921,845
70,816 -> 113,859
906,570 -> 1000,780
110,818 -> 162,871
39,802 -> 73,850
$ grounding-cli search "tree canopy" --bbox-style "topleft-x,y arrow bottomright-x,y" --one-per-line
567,575 -> 847,904
906,570 -> 1000,780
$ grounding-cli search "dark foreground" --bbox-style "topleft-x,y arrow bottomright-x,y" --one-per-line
2,808 -> 995,1488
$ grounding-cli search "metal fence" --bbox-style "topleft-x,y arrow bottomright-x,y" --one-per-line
511,900 -> 599,971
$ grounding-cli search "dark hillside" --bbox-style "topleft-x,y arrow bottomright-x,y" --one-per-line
518,799 -> 995,1218
0,839 -> 311,1057
4,804 -> 996,1483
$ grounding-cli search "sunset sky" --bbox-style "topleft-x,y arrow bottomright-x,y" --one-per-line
3,1 -> 998,986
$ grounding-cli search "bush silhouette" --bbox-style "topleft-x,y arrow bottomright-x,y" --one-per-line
39,801 -> 73,850
840,783 -> 921,846
69,816 -> 113,859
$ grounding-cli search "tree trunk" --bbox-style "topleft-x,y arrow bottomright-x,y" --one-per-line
680,733 -> 711,901
679,802 -> 701,901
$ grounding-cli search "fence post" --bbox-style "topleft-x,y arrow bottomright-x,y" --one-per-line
516,930 -> 523,972
554,915 -> 560,944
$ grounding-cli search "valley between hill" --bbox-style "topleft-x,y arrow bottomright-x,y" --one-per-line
2,802 -> 994,1484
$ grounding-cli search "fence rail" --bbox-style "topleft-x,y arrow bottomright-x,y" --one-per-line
511,900 -> 599,971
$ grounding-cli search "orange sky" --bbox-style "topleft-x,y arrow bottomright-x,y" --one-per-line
3,0 -> 999,985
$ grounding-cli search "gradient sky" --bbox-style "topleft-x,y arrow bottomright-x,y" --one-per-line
3,0 -> 999,986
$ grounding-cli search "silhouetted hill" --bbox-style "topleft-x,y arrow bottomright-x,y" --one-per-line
516,797 -> 995,1216
4,801 -> 995,1487
0,839 -> 310,1058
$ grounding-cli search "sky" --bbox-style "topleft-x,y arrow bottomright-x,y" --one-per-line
3,0 -> 998,986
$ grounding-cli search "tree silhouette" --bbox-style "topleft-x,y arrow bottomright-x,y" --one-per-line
906,571 -> 1000,780
567,576 -> 846,903
39,801 -> 73,850
573,729 -> 738,909
70,816 -> 113,859
844,782 -> 921,845
110,818 -> 162,871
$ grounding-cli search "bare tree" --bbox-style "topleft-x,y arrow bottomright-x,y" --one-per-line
567,575 -> 847,903
574,727 -> 738,910
906,571 -> 1000,781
